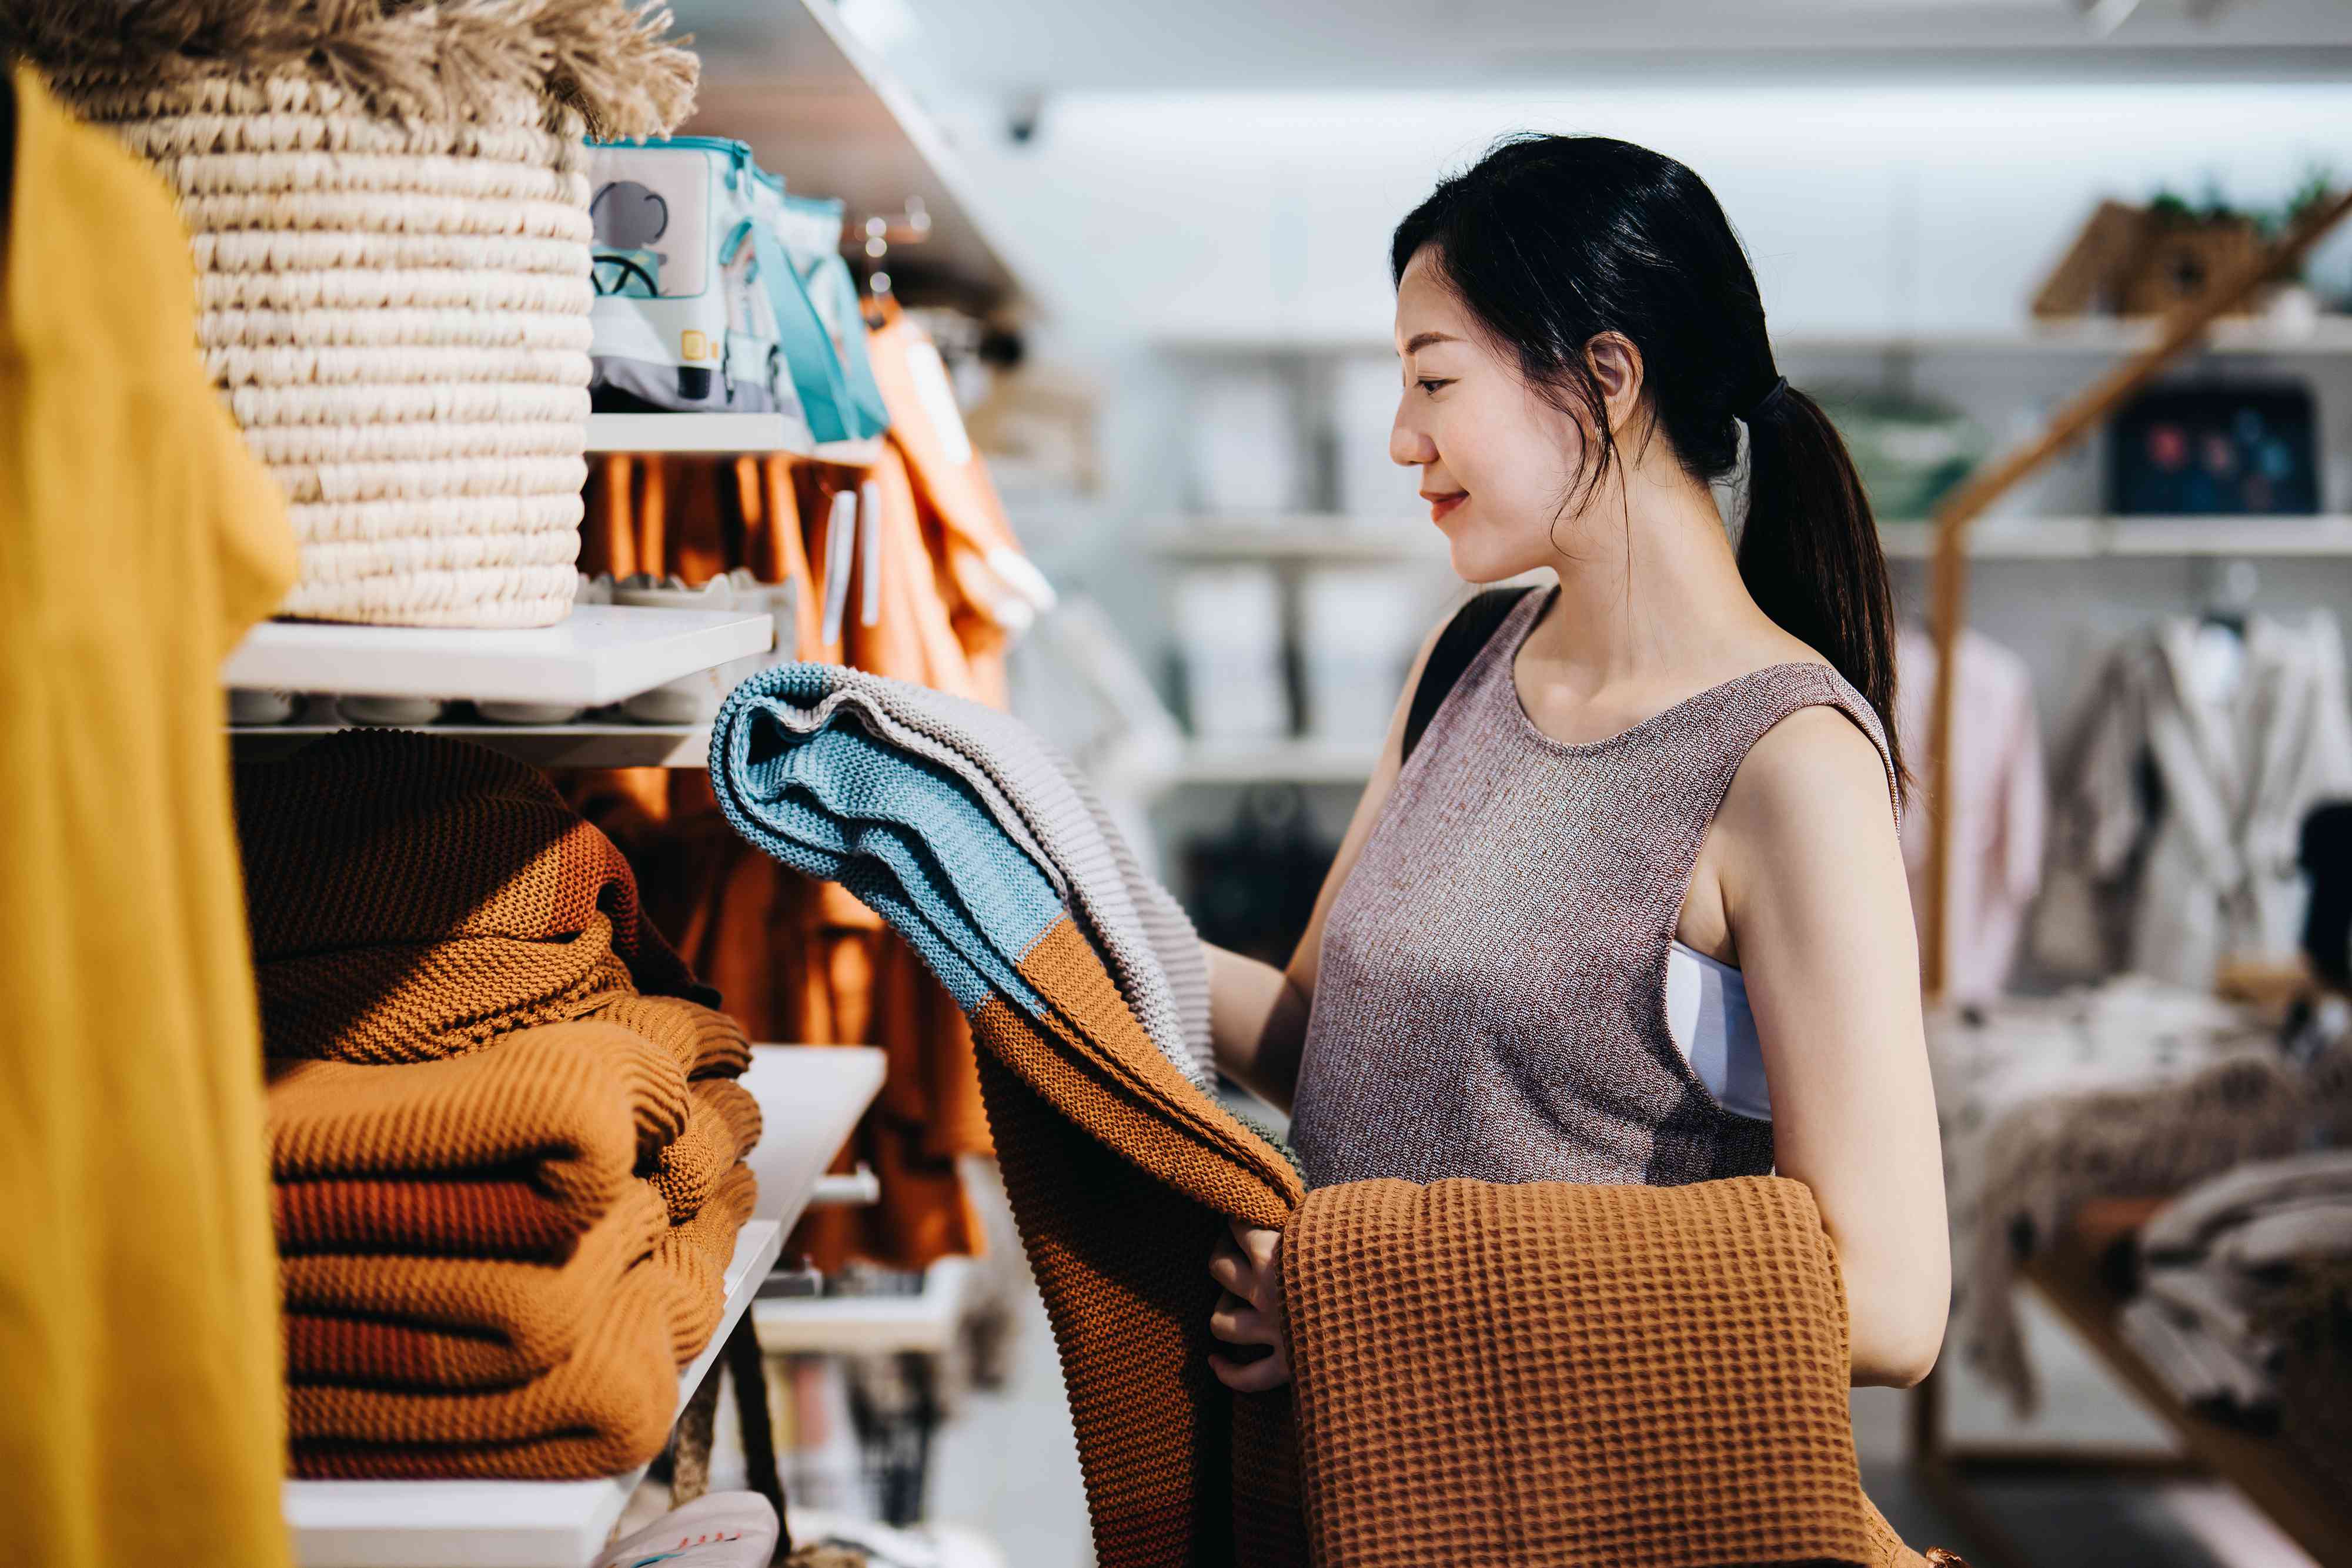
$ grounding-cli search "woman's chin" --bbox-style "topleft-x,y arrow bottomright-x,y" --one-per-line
1445,530 -> 1546,587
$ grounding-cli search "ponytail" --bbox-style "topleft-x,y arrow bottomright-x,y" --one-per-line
1392,134 -> 1905,785
1738,379 -> 1906,785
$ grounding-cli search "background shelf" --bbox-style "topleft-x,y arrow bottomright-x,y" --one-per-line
586,412 -> 882,465
221,607 -> 773,708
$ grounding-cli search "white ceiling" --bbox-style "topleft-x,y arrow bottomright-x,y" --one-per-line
675,0 -> 2352,94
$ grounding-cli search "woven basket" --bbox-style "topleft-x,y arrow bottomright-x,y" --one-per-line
46,73 -> 592,626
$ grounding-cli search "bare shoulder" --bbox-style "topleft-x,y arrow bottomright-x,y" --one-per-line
1719,698 -> 1898,848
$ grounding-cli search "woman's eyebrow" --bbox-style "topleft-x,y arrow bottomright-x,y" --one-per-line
1401,331 -> 1461,355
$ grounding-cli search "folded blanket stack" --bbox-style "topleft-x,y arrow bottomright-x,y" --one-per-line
2119,1149 -> 2352,1430
711,663 -> 1956,1568
239,731 -> 760,1479
1937,985 -> 2352,1414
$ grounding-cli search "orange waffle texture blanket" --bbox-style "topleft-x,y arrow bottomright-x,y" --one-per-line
238,733 -> 763,1479
710,673 -> 1959,1566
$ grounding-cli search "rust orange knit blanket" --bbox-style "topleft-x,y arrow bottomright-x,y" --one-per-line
1284,1176 -> 1932,1568
235,730 -> 711,1062
266,1015 -> 753,1261
706,687 -> 1961,1564
281,1156 -> 760,1389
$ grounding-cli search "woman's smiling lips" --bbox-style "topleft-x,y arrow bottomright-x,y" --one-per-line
1422,490 -> 1466,524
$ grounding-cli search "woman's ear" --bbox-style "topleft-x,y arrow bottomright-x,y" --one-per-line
1585,332 -> 1646,436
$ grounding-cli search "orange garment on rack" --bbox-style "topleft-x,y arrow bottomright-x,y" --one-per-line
0,67 -> 298,1568
573,447 -> 1007,1271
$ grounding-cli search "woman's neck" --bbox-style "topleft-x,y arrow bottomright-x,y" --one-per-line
1522,464 -> 1778,696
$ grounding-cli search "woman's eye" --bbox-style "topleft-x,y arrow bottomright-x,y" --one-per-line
1415,377 -> 1453,397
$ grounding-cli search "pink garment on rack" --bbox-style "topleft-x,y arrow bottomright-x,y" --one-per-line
1897,626 -> 2046,1002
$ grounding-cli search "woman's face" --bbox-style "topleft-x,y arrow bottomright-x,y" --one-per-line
1390,246 -> 1593,584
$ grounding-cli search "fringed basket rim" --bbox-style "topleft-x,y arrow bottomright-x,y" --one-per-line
0,0 -> 698,140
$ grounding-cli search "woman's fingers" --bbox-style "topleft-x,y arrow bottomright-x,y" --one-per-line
1209,1348 -> 1292,1393
1209,1291 -> 1278,1348
1207,1248 -> 1251,1296
1230,1215 -> 1281,1274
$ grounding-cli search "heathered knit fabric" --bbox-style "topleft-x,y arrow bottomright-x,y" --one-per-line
1291,587 -> 1899,1191
713,664 -> 1214,1087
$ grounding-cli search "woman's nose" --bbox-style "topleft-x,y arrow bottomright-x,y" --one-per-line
1391,403 -> 1435,467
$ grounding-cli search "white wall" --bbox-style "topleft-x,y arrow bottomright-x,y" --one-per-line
946,82 -> 2352,347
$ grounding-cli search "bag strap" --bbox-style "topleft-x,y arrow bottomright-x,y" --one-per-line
801,252 -> 892,442
1401,586 -> 1541,766
747,219 -> 866,445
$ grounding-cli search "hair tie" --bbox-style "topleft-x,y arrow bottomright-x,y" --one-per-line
1743,375 -> 1789,423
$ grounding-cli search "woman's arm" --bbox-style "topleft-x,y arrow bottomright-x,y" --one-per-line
1714,707 -> 1950,1388
1202,617 -> 1450,1111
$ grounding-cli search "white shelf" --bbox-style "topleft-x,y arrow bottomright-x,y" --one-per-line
1167,739 -> 1381,787
231,723 -> 714,770
1880,515 -> 2352,559
222,606 -> 773,707
753,1258 -> 971,1357
739,1045 -> 887,1236
675,0 -> 1028,305
586,412 -> 881,466
1148,520 -> 1439,561
282,1219 -> 783,1568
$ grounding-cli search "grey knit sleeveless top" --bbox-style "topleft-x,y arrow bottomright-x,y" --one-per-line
1289,586 -> 1897,1191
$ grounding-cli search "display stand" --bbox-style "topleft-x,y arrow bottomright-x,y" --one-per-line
1907,188 -> 2352,1567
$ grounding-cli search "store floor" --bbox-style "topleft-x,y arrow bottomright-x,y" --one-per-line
924,1273 -> 2321,1568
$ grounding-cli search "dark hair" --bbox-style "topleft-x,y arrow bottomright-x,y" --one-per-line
1391,133 -> 1903,784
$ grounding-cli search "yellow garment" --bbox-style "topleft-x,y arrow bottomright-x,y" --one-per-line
0,67 -> 297,1568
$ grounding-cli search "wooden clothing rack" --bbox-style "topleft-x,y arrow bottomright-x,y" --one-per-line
1909,188 -> 2352,1568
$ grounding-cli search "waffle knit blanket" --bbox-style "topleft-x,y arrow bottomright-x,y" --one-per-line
710,674 -> 1947,1567
711,663 -> 1212,1087
235,729 -> 714,1062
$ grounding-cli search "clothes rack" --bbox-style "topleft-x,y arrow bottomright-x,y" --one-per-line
1910,185 -> 2352,1568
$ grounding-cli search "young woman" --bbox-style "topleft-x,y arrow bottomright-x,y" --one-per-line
1200,135 -> 1949,1393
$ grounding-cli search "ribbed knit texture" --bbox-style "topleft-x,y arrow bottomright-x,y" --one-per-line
714,664 -> 1214,1086
1293,587 -> 1899,1190
235,728 -> 711,1063
240,732 -> 760,1478
709,673 -> 1950,1567
646,1081 -> 764,1222
268,1019 -> 683,1199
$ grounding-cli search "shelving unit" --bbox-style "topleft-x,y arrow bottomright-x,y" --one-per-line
673,0 -> 1028,307
753,1258 -> 973,1356
282,1219 -> 783,1568
586,412 -> 882,466
232,722 -> 714,770
1164,738 -> 1381,787
740,1045 -> 888,1236
221,606 -> 773,708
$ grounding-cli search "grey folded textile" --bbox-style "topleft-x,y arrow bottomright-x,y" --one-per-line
2141,1148 -> 2352,1261
2119,1295 -> 2276,1415
714,665 -> 1213,1089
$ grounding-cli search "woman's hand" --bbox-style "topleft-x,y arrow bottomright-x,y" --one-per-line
1207,1216 -> 1290,1392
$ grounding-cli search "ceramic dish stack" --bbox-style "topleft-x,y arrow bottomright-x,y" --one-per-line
1,0 -> 698,627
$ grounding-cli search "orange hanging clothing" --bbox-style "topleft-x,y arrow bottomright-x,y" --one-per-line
0,67 -> 298,1568
573,425 -> 1045,1271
